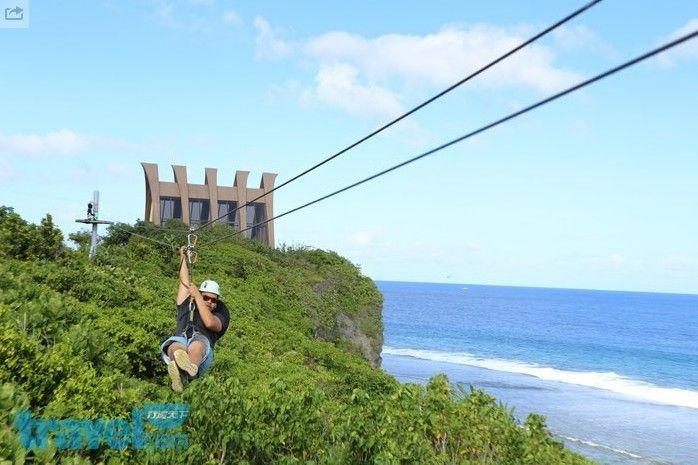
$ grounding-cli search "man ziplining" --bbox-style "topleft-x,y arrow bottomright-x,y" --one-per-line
160,246 -> 230,392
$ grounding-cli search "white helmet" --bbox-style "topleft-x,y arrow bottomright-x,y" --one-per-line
199,280 -> 221,297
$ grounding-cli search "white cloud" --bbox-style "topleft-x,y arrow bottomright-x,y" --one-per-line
300,63 -> 404,119
261,20 -> 584,121
302,24 -> 582,93
253,16 -> 293,60
655,18 -> 698,67
222,9 -> 240,26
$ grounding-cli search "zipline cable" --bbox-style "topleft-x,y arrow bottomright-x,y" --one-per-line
204,27 -> 698,247
110,224 -> 178,251
192,0 -> 604,233
157,226 -> 191,234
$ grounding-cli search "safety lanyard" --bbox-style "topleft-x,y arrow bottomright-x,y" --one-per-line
186,231 -> 198,323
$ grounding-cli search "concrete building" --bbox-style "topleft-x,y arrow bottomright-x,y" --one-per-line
141,163 -> 277,246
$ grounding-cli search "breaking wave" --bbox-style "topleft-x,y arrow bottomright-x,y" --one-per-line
382,346 -> 698,409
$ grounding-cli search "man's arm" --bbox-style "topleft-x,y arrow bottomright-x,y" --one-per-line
176,247 -> 189,306
188,284 -> 223,333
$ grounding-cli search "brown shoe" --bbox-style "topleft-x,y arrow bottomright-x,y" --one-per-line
173,349 -> 198,377
167,360 -> 184,393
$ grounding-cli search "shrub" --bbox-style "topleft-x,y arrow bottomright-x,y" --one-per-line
0,209 -> 596,465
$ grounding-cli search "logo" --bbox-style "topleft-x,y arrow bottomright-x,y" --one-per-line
4,6 -> 22,20
1,1 -> 28,28
13,403 -> 189,450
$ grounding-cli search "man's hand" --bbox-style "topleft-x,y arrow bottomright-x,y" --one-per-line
180,246 -> 187,258
187,281 -> 222,332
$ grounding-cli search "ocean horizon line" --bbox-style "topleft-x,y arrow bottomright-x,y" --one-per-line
374,279 -> 698,297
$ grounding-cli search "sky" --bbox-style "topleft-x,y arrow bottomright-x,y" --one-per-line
1,0 -> 697,294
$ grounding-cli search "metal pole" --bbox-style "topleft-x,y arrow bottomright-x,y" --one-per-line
89,222 -> 99,259
76,190 -> 113,261
89,191 -> 99,260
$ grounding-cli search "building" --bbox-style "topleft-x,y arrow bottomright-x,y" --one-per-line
141,163 -> 277,246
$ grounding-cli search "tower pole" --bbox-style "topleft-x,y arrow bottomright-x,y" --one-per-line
75,190 -> 114,261
89,191 -> 99,259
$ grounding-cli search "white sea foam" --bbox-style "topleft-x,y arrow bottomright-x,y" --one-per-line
382,346 -> 698,409
556,434 -> 643,459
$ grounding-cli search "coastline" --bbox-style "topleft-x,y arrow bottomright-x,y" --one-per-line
383,352 -> 698,465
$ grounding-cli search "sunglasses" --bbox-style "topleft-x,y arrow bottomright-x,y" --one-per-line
202,295 -> 218,304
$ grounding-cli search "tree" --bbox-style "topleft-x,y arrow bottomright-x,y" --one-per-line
0,206 -> 64,260
69,230 -> 92,252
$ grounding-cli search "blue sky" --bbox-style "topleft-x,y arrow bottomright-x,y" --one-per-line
2,1 -> 697,294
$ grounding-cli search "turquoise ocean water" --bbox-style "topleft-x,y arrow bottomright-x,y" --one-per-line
377,281 -> 698,465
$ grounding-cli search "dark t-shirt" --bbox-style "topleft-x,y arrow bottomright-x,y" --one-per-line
174,299 -> 230,348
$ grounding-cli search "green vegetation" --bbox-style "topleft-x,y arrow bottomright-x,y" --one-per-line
0,206 -> 595,464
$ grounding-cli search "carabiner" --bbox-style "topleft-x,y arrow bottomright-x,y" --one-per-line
185,232 -> 198,266
187,233 -> 198,248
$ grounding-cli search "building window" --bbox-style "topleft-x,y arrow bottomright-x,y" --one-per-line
160,197 -> 182,223
217,201 -> 239,228
189,199 -> 210,226
246,203 -> 267,241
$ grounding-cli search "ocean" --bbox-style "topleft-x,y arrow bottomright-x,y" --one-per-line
376,281 -> 698,465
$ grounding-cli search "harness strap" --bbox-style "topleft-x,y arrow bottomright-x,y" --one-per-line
188,298 -> 195,323
185,230 -> 198,324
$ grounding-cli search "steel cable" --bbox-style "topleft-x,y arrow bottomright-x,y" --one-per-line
204,27 -> 698,247
192,0 -> 604,233
110,224 -> 179,251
